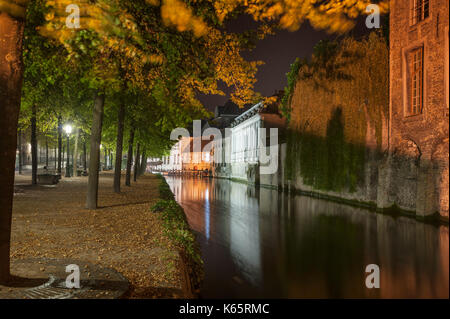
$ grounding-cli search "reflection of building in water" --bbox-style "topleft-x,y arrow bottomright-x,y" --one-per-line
168,177 -> 214,238
205,188 -> 210,240
258,189 -> 449,298
169,176 -> 183,199
166,175 -> 448,298
228,183 -> 262,286
172,176 -> 263,286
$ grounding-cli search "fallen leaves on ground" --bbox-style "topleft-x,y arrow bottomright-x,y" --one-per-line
11,172 -> 189,298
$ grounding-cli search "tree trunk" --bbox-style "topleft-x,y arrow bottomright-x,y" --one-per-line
45,136 -> 49,168
125,127 -> 135,186
104,148 -> 107,170
18,130 -> 22,174
57,116 -> 62,174
0,12 -> 26,283
86,92 -> 105,209
31,104 -> 37,185
139,149 -> 146,176
73,128 -> 79,177
83,133 -> 87,172
134,142 -> 140,182
21,131 -> 25,168
113,101 -> 126,193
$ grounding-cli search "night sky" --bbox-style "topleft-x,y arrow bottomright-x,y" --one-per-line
199,15 -> 377,112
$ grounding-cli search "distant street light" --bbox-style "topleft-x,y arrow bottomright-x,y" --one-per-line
64,124 -> 73,177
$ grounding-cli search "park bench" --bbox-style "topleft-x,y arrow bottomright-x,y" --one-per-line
37,173 -> 61,185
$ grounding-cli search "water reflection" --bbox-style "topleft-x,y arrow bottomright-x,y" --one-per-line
165,176 -> 449,298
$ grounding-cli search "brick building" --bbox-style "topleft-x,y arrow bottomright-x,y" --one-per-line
379,0 -> 449,218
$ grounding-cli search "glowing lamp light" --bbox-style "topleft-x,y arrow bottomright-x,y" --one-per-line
64,124 -> 73,135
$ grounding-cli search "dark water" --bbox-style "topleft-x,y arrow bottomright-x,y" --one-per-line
165,176 -> 449,298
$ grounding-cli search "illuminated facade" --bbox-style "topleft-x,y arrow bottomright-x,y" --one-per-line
378,0 -> 449,218
229,100 -> 286,184
181,137 -> 212,172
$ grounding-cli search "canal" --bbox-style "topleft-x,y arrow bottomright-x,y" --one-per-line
165,176 -> 449,298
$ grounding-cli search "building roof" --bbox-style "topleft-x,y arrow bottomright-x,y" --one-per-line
214,100 -> 252,118
230,91 -> 285,127
210,100 -> 253,129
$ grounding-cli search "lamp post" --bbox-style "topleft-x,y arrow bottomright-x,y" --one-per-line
64,124 -> 73,177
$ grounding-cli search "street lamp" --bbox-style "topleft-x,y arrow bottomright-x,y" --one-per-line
64,124 -> 72,177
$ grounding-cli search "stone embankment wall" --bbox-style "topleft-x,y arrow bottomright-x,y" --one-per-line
270,30 -> 448,221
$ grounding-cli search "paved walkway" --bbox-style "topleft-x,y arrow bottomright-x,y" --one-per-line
0,258 -> 129,299
7,173 -> 191,298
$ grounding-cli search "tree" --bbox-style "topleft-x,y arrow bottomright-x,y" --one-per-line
31,104 -> 37,184
86,92 -> 105,209
73,128 -> 79,176
82,132 -> 87,172
113,82 -> 127,193
139,149 -> 147,176
133,142 -> 140,182
0,8 -> 26,283
17,129 -> 23,174
125,125 -> 135,187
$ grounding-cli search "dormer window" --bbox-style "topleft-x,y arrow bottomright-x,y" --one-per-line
411,0 -> 430,25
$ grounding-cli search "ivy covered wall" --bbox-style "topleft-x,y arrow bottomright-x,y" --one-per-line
284,32 -> 388,194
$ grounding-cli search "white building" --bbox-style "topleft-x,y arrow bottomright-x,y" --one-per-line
152,97 -> 286,183
230,100 -> 286,185
153,140 -> 183,172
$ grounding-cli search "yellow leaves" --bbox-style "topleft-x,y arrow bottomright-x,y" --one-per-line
212,0 -> 240,22
146,0 -> 161,5
0,0 -> 29,18
160,0 -> 208,37
257,24 -> 275,39
45,11 -> 54,21
33,0 -> 391,113
203,29 -> 262,106
263,95 -> 278,105
142,53 -> 164,65
210,0 -> 390,34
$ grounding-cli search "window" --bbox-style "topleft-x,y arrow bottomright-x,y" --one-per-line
409,47 -> 424,115
446,27 -> 449,109
411,0 -> 430,25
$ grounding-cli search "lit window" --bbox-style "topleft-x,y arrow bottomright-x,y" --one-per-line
411,0 -> 430,25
